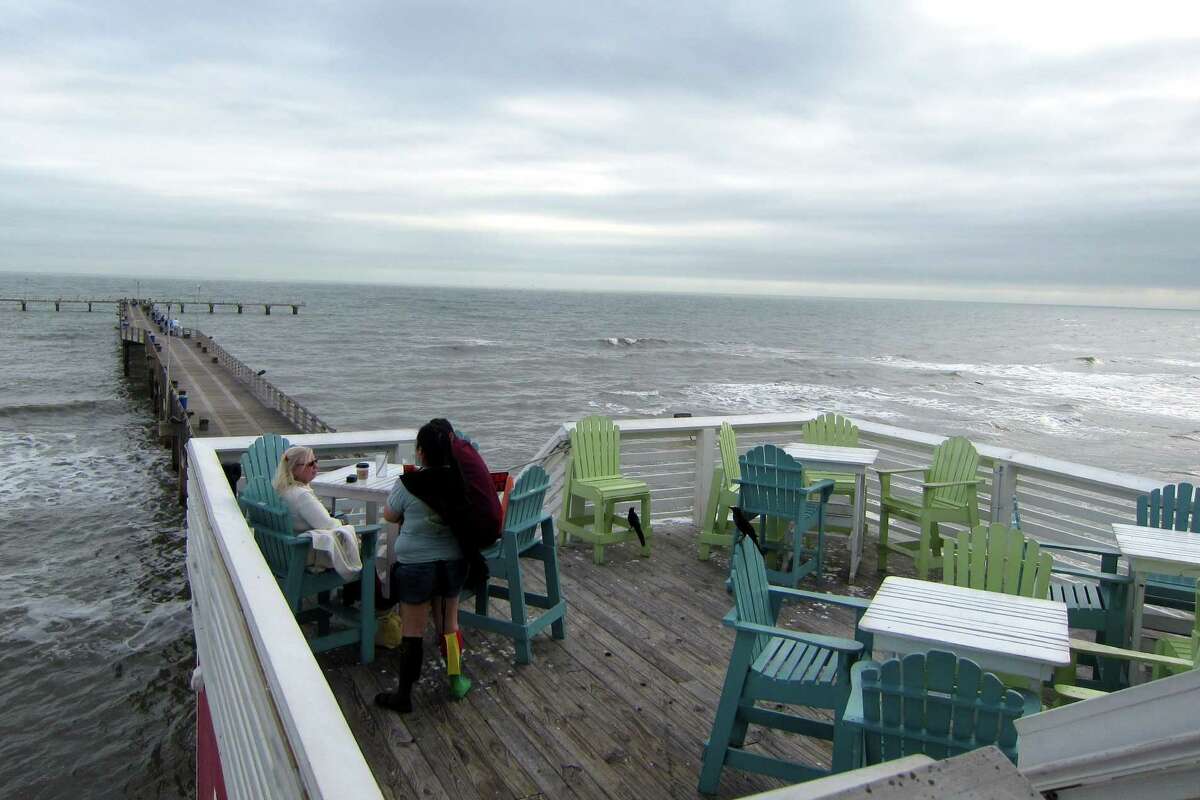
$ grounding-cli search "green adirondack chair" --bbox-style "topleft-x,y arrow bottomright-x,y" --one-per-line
942,523 -> 1053,598
558,415 -> 652,565
698,422 -> 740,560
838,650 -> 1028,769
1138,482 -> 1199,611
876,436 -> 983,579
737,444 -> 836,586
459,466 -> 566,664
1151,580 -> 1200,679
698,534 -> 872,793
240,432 -> 291,482
238,476 -> 381,664
801,413 -> 862,536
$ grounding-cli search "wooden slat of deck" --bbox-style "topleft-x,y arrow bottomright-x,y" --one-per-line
321,523 -> 913,799
128,305 -> 300,437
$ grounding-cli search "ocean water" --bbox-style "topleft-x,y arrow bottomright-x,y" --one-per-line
1,271 -> 1198,798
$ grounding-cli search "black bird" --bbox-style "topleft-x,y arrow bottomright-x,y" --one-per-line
627,507 -> 646,547
731,506 -> 762,552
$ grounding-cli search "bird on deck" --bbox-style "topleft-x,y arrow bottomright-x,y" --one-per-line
626,507 -> 646,547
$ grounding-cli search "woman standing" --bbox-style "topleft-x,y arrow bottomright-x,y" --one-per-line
375,421 -> 472,713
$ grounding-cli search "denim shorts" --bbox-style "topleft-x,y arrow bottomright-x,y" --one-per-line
392,558 -> 469,605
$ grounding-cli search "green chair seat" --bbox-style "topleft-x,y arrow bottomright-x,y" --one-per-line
572,475 -> 650,499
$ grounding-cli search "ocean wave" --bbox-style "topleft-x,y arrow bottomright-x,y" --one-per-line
599,337 -> 666,347
605,389 -> 661,398
0,399 -> 106,418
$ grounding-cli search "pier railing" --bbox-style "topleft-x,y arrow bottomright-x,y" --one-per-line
529,411 -> 1166,567
202,336 -> 336,434
187,431 -> 417,800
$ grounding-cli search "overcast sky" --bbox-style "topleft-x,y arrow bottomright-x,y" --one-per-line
3,1 -> 1200,305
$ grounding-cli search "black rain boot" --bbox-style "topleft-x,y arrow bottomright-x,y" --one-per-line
375,635 -> 423,713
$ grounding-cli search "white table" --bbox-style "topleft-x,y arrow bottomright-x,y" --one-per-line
1112,522 -> 1200,670
783,442 -> 879,581
858,577 -> 1071,685
311,463 -> 401,595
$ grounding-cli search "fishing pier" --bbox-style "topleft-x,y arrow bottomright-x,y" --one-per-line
119,299 -> 330,500
11,295 -> 306,314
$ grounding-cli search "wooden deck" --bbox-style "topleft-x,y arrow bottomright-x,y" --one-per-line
128,303 -> 300,438
320,522 -> 918,800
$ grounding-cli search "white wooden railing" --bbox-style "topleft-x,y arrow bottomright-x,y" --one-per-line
186,430 -> 417,800
530,411 -> 1166,561
185,414 -> 1175,798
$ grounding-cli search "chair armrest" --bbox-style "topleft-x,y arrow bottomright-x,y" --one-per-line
1041,541 -> 1122,558
722,610 -> 864,654
873,467 -> 927,476
1069,638 -> 1193,669
799,478 -> 836,503
1051,566 -> 1132,584
769,586 -> 871,612
840,660 -> 879,726
353,523 -> 383,537
921,479 -> 984,489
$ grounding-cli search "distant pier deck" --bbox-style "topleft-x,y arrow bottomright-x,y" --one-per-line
9,296 -> 305,314
119,300 -> 331,498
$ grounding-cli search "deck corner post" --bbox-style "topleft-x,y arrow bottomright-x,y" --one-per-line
692,426 -> 717,526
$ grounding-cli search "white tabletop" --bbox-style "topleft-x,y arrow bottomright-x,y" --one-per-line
858,577 -> 1071,680
310,463 -> 398,501
782,442 -> 879,467
1112,523 -> 1200,572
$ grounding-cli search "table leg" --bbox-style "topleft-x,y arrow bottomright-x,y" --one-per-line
1128,571 -> 1147,683
850,471 -> 866,582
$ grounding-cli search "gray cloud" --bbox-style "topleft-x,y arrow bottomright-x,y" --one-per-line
2,1 -> 1199,305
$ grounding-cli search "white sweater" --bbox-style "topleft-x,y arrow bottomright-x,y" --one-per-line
281,485 -> 341,533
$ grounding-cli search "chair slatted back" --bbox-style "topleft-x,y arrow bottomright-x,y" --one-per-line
718,421 -> 740,484
570,415 -> 622,480
942,523 -> 1052,599
927,437 -> 980,508
737,445 -> 806,521
860,650 -> 1024,764
1137,483 -> 1200,532
802,413 -> 859,446
503,466 -> 551,554
730,534 -> 775,662
240,433 -> 291,483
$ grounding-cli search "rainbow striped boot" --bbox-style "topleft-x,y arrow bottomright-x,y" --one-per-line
444,632 -> 472,700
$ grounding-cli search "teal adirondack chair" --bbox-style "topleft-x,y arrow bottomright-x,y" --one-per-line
942,523 -> 1053,598
801,413 -> 862,536
838,650 -> 1027,769
558,416 -> 652,565
698,534 -> 872,793
1138,483 -> 1199,611
698,422 -> 740,560
1052,583 -> 1198,702
737,445 -> 835,586
238,476 -> 381,664
876,436 -> 983,579
240,432 -> 291,482
459,466 -> 566,664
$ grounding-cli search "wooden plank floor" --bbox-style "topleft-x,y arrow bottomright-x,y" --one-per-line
128,304 -> 300,437
320,521 -> 919,799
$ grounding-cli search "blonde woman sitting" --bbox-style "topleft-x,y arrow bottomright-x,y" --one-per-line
273,445 -> 362,580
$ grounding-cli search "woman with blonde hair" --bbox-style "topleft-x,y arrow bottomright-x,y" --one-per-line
273,445 -> 344,532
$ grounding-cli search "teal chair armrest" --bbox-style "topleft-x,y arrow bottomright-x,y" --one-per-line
1051,565 -> 1131,584
800,478 -> 836,503
770,586 -> 870,611
841,660 -> 877,726
722,609 -> 864,654
1041,541 -> 1122,573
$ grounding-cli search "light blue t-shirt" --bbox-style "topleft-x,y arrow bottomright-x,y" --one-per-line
386,479 -> 463,563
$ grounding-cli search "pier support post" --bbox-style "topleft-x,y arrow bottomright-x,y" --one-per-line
264,304 -> 271,315
209,304 -> 214,313
291,305 -> 299,315
237,304 -> 243,314
88,302 -> 93,312
55,300 -> 60,311
20,301 -> 25,311
180,304 -> 185,313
